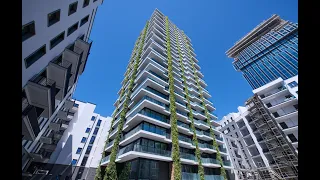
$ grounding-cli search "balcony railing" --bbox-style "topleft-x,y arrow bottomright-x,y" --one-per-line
177,121 -> 190,130
180,152 -> 196,161
219,147 -> 227,153
148,70 -> 167,82
181,173 -> 224,180
178,135 -> 193,144
202,157 -> 219,164
119,144 -> 171,157
198,143 -> 214,150
261,86 -> 287,99
269,96 -> 296,107
121,123 -> 170,142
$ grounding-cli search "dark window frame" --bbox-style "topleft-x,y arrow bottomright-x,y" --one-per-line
76,148 -> 82,154
48,9 -> 61,27
83,0 -> 90,8
22,21 -> 36,42
24,45 -> 46,68
50,31 -> 65,50
67,22 -> 79,36
80,15 -> 90,26
68,2 -> 78,16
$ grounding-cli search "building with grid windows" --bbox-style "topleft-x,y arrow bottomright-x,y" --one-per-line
226,15 -> 298,89
22,0 -> 102,178
219,75 -> 298,179
96,9 -> 235,180
55,101 -> 112,180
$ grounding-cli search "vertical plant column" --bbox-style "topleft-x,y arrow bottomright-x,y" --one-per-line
103,21 -> 149,180
174,26 -> 205,180
94,35 -> 142,180
182,33 -> 228,180
165,17 -> 181,180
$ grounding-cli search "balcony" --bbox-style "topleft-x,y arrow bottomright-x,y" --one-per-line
106,144 -> 172,164
124,108 -> 171,133
47,56 -> 72,101
267,96 -> 297,111
274,110 -> 298,122
29,148 -> 52,163
63,99 -> 75,110
219,147 -> 227,153
75,36 -> 92,75
24,75 -> 56,119
260,86 -> 288,101
57,110 -> 74,121
182,172 -> 224,180
120,123 -> 170,146
63,44 -> 83,85
22,97 -> 41,141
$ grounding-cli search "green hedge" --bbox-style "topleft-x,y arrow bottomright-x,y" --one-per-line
102,22 -> 149,180
174,26 -> 205,180
182,32 -> 228,180
165,17 -> 181,180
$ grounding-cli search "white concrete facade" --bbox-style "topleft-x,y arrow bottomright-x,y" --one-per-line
22,0 -> 102,87
55,100 -> 111,168
22,0 -> 102,178
219,75 -> 298,179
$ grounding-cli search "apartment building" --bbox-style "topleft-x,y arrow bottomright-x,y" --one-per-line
219,75 -> 298,179
226,14 -> 298,89
22,100 -> 111,179
22,0 -> 102,178
94,9 -> 234,180
54,101 -> 112,180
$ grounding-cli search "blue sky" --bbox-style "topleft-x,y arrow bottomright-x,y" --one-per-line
73,0 -> 298,119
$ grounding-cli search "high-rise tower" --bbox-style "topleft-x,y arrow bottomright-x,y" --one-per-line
226,15 -> 298,90
95,9 -> 233,180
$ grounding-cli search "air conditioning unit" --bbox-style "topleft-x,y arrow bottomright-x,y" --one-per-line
34,169 -> 49,175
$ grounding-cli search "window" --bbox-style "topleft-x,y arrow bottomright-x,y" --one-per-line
71,159 -> 77,165
85,145 -> 92,154
81,137 -> 87,143
97,120 -> 102,126
48,9 -> 60,27
296,91 -> 298,94
279,122 -> 288,129
93,127 -> 99,135
24,45 -> 46,68
81,157 -> 88,166
85,128 -> 91,133
288,134 -> 298,142
73,103 -> 79,108
76,148 -> 82,154
50,31 -> 65,49
91,116 -> 96,121
89,136 -> 96,144
272,112 -> 280,118
293,104 -> 298,110
67,22 -> 78,36
266,102 -> 272,108
22,21 -> 35,42
68,2 -> 78,16
288,81 -> 298,88
80,15 -> 89,26
232,125 -> 235,130
83,0 -> 90,7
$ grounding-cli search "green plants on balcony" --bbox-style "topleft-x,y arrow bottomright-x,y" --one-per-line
182,32 -> 227,180
94,34 -> 143,180
175,27 -> 204,180
102,22 -> 149,180
165,16 -> 181,180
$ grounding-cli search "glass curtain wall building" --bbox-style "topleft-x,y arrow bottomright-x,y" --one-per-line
96,9 -> 234,180
226,15 -> 298,90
